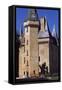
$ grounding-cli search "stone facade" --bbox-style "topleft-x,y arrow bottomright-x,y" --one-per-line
18,9 -> 59,79
38,38 -> 49,73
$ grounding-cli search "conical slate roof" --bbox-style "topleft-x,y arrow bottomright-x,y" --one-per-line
52,25 -> 58,39
52,25 -> 59,46
25,9 -> 39,21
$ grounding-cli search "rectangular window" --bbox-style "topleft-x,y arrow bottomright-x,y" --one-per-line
33,70 -> 35,74
24,38 -> 25,52
24,57 -> 25,64
39,56 -> 40,62
24,71 -> 25,75
27,61 -> 28,66
26,72 -> 28,77
27,40 -> 28,45
27,50 -> 28,56
24,37 -> 25,42
24,46 -> 25,52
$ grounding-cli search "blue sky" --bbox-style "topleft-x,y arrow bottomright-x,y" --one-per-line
16,7 -> 59,35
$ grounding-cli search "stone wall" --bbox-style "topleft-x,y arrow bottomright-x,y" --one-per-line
38,38 -> 50,73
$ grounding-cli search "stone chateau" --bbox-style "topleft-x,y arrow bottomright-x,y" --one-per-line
17,9 -> 59,79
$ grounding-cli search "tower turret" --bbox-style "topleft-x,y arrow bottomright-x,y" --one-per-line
26,9 -> 38,21
23,9 -> 39,78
